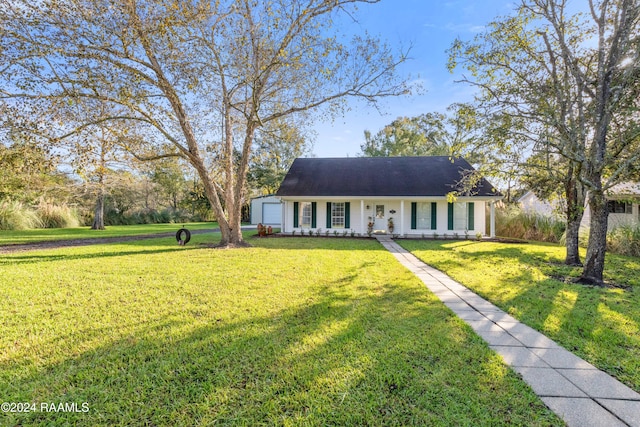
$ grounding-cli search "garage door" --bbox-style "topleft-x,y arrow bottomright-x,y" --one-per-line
262,203 -> 281,225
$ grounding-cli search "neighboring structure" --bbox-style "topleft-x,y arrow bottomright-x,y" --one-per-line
519,183 -> 640,230
275,156 -> 502,237
518,190 -> 562,217
250,195 -> 282,226
583,182 -> 640,229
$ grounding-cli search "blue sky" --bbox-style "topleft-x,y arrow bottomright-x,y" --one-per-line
311,0 -> 517,157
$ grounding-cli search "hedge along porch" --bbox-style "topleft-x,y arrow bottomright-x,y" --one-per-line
276,157 -> 502,237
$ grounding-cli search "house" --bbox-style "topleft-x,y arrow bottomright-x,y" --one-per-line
250,195 -> 282,226
519,183 -> 640,230
582,182 -> 640,229
519,190 -> 563,217
275,156 -> 502,237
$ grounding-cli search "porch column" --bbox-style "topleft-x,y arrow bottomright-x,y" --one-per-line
400,200 -> 405,236
490,201 -> 496,238
360,200 -> 365,235
283,201 -> 289,233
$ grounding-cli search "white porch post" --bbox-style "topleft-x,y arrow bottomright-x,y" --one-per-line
282,201 -> 287,233
490,201 -> 496,238
400,200 -> 405,236
360,200 -> 365,235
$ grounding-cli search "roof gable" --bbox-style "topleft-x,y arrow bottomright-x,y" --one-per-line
276,156 -> 500,198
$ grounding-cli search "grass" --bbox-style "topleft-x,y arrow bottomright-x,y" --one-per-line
495,207 -> 565,243
399,239 -> 640,393
0,234 -> 561,426
0,200 -> 42,230
0,222 -> 218,245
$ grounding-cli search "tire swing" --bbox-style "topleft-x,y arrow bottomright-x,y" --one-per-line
176,228 -> 191,246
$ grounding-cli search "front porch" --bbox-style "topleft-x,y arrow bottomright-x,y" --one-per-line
280,198 -> 498,238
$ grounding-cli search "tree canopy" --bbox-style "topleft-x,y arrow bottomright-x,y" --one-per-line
0,0 -> 410,246
448,0 -> 640,283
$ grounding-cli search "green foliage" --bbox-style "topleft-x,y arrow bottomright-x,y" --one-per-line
448,0 -> 640,282
148,158 -> 189,209
103,207 -> 196,226
607,224 -> 640,257
495,206 -> 565,243
361,113 -> 451,157
0,0 -> 410,246
0,200 -> 42,230
249,118 -> 313,195
0,141 -> 70,203
35,200 -> 81,228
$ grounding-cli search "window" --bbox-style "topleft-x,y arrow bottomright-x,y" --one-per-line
331,202 -> 345,228
453,202 -> 467,229
416,202 -> 432,230
300,202 -> 312,228
607,200 -> 632,214
448,202 -> 475,231
375,205 -> 385,219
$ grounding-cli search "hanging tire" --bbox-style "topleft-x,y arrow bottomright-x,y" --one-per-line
176,228 -> 191,245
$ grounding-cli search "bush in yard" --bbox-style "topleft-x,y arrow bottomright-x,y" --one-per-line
0,199 -> 42,230
36,200 -> 81,228
607,224 -> 640,257
495,206 -> 565,243
104,206 -> 196,226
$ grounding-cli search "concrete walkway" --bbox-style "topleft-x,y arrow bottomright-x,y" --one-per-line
375,236 -> 640,427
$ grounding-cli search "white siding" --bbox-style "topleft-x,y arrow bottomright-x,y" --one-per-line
281,198 -> 493,236
250,196 -> 282,225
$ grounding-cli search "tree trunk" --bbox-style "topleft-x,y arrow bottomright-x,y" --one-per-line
564,217 -> 582,265
564,166 -> 584,265
91,193 -> 105,230
579,190 -> 608,285
216,214 -> 245,247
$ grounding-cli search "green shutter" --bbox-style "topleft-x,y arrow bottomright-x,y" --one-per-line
411,203 -> 417,229
326,202 -> 332,228
447,203 -> 454,230
468,202 -> 475,230
311,202 -> 317,228
431,202 -> 437,230
345,202 -> 350,228
293,202 -> 299,228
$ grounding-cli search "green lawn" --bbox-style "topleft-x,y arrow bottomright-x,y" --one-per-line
400,239 -> 640,393
0,222 -> 218,245
0,234 -> 561,426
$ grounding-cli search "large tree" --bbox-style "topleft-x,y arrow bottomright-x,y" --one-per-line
0,0 -> 409,247
360,113 -> 451,157
248,117 -> 313,195
449,0 -> 640,282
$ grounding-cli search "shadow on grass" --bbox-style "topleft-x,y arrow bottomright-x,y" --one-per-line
0,236 -> 386,267
3,280 -> 560,426
0,244 -> 202,266
400,240 -> 640,392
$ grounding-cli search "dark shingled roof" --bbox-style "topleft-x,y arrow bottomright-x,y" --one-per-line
276,156 -> 501,197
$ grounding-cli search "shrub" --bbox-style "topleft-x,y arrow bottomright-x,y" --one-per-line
607,224 -> 640,257
36,201 -> 81,228
0,200 -> 42,230
103,206 -> 196,226
495,206 -> 565,243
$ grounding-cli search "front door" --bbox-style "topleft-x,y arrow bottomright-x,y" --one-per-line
373,204 -> 386,232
